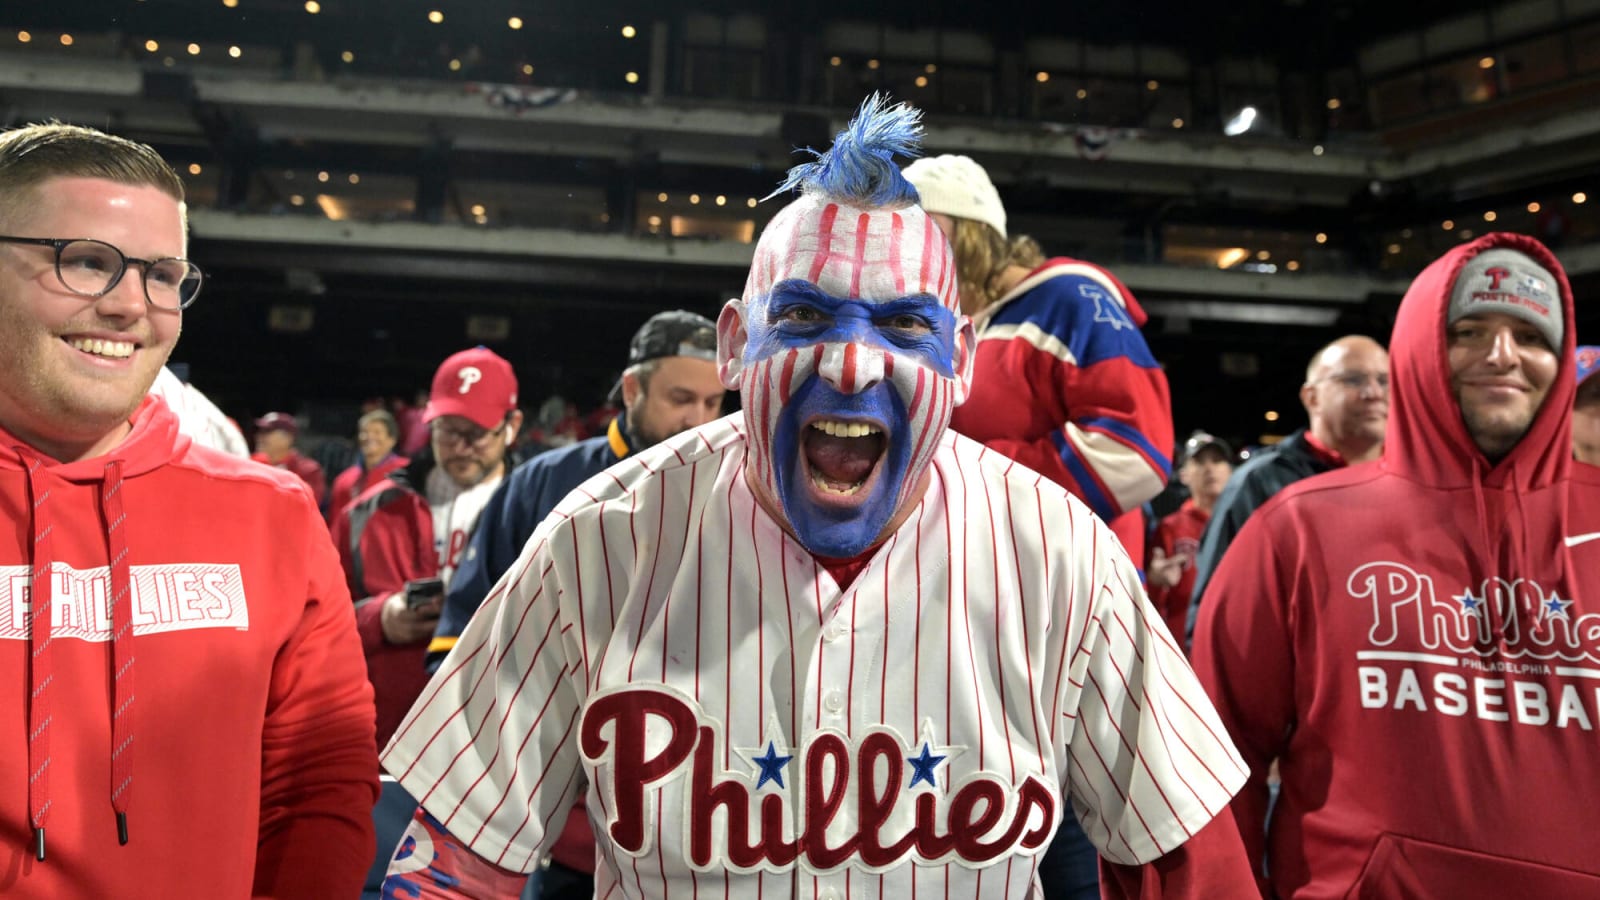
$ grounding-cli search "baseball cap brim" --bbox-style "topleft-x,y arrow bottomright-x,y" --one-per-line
423,398 -> 504,431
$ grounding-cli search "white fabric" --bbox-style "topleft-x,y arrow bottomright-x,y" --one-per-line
383,415 -> 1246,896
147,366 -> 248,458
425,467 -> 503,587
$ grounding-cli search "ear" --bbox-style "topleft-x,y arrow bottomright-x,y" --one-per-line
716,299 -> 748,391
504,409 -> 524,443
949,314 -> 978,406
621,370 -> 642,407
1299,380 -> 1317,416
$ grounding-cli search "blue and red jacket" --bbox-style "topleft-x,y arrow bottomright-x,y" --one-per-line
950,257 -> 1173,562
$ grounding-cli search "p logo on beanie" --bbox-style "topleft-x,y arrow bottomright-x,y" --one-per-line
1448,248 -> 1563,350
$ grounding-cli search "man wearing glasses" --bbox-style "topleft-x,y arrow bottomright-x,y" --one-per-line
0,123 -> 378,896
332,347 -> 523,748
1187,334 -> 1390,642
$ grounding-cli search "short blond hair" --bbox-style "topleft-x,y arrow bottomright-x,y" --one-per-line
945,216 -> 1044,313
0,122 -> 185,228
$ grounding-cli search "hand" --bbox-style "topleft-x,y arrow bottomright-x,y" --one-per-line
1146,547 -> 1188,589
380,590 -> 442,646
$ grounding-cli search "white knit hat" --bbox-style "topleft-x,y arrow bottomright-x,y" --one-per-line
902,154 -> 1007,238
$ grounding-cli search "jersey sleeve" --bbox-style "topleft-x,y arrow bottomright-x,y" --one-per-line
1060,517 -> 1248,867
982,266 -> 1173,523
380,515 -> 586,874
253,495 -> 380,898
1189,507 -> 1298,891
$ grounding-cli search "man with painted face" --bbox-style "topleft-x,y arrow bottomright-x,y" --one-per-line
380,96 -> 1253,899
1193,234 -> 1600,897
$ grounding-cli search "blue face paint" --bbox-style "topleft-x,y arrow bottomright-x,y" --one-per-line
739,280 -> 963,558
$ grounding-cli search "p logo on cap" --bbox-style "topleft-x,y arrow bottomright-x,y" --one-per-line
424,347 -> 518,430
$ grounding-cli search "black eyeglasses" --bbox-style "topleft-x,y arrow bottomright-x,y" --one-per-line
430,414 -> 510,449
0,235 -> 204,310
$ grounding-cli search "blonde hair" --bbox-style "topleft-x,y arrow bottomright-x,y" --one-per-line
0,122 -> 185,228
946,216 -> 1045,313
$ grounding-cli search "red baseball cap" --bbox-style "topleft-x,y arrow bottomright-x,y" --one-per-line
423,347 -> 518,430
252,411 -> 298,436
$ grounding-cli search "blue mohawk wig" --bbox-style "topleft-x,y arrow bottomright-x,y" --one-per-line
767,93 -> 923,208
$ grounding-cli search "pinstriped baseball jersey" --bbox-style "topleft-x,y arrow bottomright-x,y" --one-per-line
381,414 -> 1246,898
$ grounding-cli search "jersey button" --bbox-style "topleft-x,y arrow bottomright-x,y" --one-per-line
823,690 -> 845,714
819,890 -> 840,900
823,623 -> 847,642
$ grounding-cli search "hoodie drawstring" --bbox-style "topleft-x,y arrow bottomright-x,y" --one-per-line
102,460 -> 134,846
17,447 -> 55,862
13,449 -> 137,861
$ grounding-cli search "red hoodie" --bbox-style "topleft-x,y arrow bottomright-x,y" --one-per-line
0,398 -> 379,898
1193,233 -> 1600,898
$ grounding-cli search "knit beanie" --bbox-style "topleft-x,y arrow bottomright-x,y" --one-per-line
901,154 -> 1007,238
1448,247 -> 1563,351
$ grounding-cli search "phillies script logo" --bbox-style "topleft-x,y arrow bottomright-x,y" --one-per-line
580,686 -> 1058,873
1348,561 -> 1590,661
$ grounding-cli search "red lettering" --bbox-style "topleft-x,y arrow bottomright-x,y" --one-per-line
579,689 -> 698,854
950,780 -> 1007,861
690,727 -> 791,868
802,733 -> 855,869
198,571 -> 232,618
856,732 -> 915,867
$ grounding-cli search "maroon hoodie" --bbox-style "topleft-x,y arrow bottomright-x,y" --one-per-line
1193,233 -> 1600,899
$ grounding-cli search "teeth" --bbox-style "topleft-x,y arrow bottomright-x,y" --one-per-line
811,470 -> 867,495
810,420 -> 883,438
68,338 -> 134,359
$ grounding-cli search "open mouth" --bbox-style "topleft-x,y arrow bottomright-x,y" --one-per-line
801,418 -> 887,497
64,337 -> 136,360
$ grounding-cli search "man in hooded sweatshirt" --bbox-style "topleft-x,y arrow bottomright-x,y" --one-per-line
0,123 -> 378,897
1193,232 -> 1600,899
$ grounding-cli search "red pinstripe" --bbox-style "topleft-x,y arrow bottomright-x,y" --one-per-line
509,749 -> 586,870
848,212 -> 871,297
840,342 -> 858,394
1005,485 -> 1049,774
981,458 -> 1017,782
888,212 -> 905,296
572,522 -> 591,689
1139,682 -> 1217,817
426,607 -> 563,811
1078,699 -> 1166,855
807,203 -> 840,286
1153,663 -> 1249,782
480,703 -> 581,856
626,472 -> 670,681
812,559 -> 825,729
399,564 -> 555,781
918,213 -> 935,296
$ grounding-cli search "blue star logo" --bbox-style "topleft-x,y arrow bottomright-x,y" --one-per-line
1543,595 -> 1574,621
1455,590 -> 1483,617
906,743 -> 947,789
752,741 -> 792,790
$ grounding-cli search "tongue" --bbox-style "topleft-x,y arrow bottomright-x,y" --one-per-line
805,432 -> 883,486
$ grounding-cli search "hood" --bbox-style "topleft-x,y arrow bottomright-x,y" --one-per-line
0,396 -> 189,479
1382,232 -> 1575,491
0,396 -> 187,862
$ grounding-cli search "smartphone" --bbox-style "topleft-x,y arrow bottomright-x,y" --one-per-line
404,577 -> 445,611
